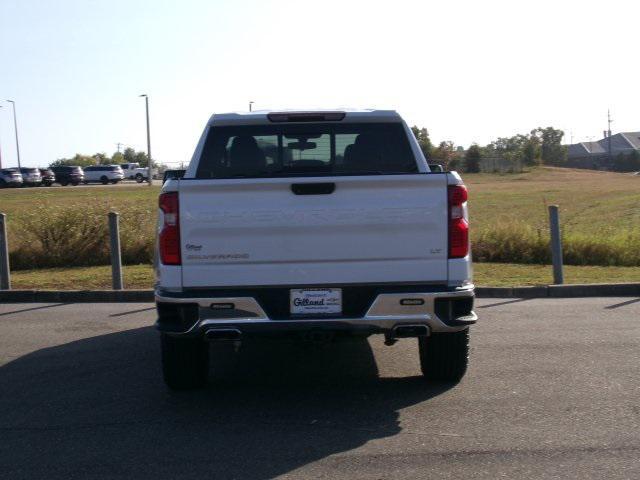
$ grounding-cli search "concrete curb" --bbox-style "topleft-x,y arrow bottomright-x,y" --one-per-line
475,283 -> 640,298
0,290 -> 153,303
1,283 -> 639,303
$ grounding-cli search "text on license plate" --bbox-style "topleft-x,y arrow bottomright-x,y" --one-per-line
290,288 -> 342,315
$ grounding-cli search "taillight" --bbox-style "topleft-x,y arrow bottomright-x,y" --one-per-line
159,192 -> 181,265
448,184 -> 469,258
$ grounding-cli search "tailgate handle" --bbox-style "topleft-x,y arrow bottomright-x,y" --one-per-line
291,183 -> 335,195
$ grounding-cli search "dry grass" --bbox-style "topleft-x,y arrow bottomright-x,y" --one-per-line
2,185 -> 156,269
10,263 -> 640,290
1,167 -> 640,270
466,167 -> 640,266
466,167 -> 640,237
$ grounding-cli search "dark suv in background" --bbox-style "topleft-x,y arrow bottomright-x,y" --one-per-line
52,166 -> 84,186
39,168 -> 56,186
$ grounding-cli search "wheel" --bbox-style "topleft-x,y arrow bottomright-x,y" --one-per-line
60,180 -> 69,186
100,176 -> 109,185
135,173 -> 144,183
161,333 -> 209,390
71,181 -> 79,186
44,181 -> 52,187
418,329 -> 469,382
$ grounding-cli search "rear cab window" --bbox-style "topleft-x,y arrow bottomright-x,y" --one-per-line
195,122 -> 418,179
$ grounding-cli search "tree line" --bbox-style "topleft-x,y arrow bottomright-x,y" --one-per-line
413,126 -> 640,173
49,147 -> 153,168
411,126 -> 567,173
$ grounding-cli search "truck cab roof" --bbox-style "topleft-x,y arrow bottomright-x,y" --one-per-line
209,109 -> 402,127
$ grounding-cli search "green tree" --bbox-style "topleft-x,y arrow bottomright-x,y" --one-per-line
431,141 -> 457,170
92,153 -> 110,165
134,150 -> 151,167
122,147 -> 153,167
122,147 -> 138,164
522,130 -> 541,166
49,154 -> 96,168
411,126 -> 433,159
464,144 -> 481,173
536,127 -> 566,165
111,152 -> 124,164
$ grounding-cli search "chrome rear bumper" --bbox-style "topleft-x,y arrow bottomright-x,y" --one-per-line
155,285 -> 476,337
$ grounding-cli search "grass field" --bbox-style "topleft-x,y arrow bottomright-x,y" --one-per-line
10,263 -> 640,290
466,167 -> 640,265
466,167 -> 640,237
1,167 -> 639,273
1,184 -> 157,269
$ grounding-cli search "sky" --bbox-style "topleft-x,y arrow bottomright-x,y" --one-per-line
0,0 -> 638,168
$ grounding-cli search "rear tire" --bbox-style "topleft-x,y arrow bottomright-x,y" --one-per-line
100,176 -> 109,185
60,180 -> 69,186
418,329 -> 469,382
161,333 -> 209,390
135,173 -> 144,183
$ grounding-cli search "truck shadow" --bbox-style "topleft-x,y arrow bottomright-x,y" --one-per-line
0,327 -> 454,479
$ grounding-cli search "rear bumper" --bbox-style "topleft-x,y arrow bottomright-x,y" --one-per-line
155,284 -> 476,338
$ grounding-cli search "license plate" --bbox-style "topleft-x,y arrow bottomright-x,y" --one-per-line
290,288 -> 342,315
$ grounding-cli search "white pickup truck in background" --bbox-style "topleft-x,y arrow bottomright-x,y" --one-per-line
120,162 -> 154,182
155,109 -> 476,390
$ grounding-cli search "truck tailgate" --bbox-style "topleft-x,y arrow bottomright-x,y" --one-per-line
178,174 -> 448,287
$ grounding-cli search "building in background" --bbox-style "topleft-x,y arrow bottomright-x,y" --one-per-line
566,131 -> 640,170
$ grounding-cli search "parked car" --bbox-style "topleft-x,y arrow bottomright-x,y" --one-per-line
83,165 -> 125,184
52,166 -> 84,186
39,168 -> 56,187
154,109 -> 475,390
18,167 -> 42,187
0,168 -> 23,187
120,162 -> 155,183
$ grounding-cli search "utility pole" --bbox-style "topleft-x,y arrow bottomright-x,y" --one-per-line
116,142 -> 123,154
139,94 -> 152,185
6,100 -> 21,169
0,105 -> 3,169
607,109 -> 613,162
249,101 -> 254,112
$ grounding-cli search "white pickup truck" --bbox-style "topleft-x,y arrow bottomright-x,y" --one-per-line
120,162 -> 153,183
155,109 -> 476,389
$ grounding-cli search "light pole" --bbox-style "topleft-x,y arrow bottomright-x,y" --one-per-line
0,105 -> 3,169
249,101 -> 254,112
6,100 -> 21,169
139,94 -> 152,185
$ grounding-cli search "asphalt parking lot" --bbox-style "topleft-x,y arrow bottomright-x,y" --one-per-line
0,297 -> 638,479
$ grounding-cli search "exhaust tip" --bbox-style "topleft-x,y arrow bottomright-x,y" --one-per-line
393,324 -> 429,338
205,328 -> 242,341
